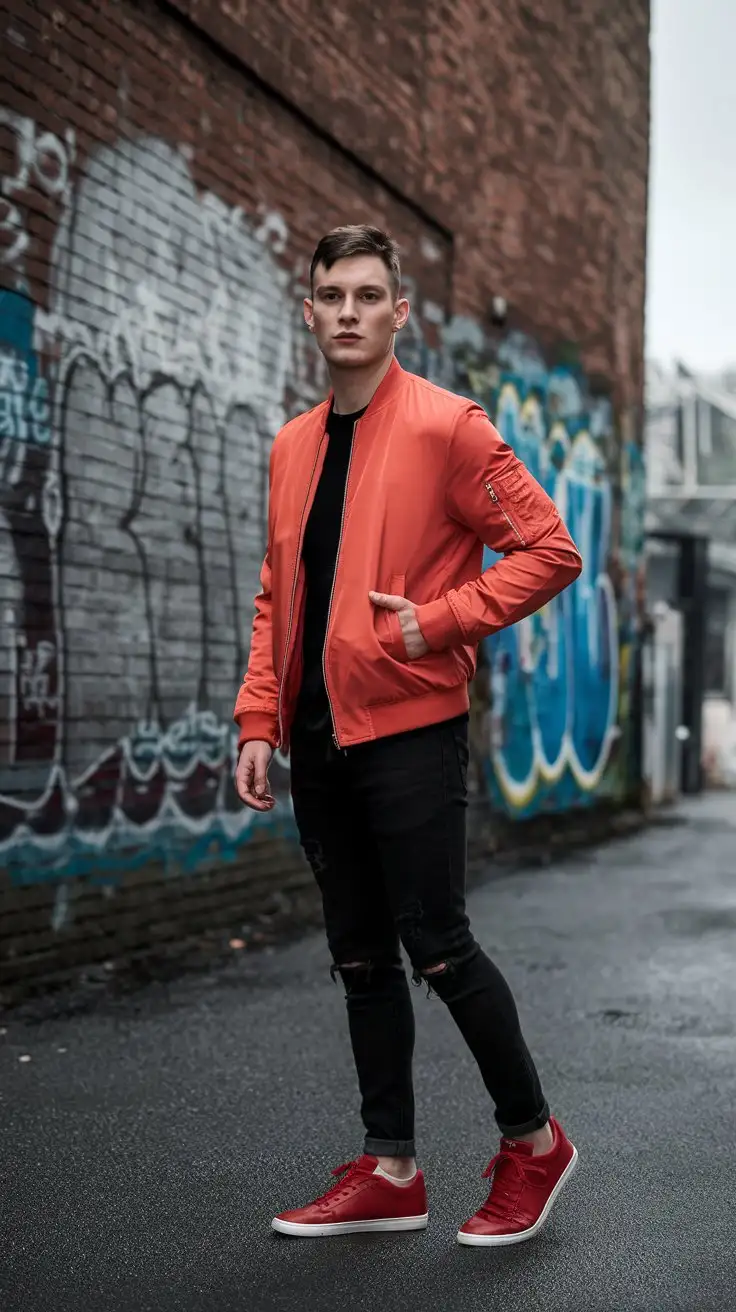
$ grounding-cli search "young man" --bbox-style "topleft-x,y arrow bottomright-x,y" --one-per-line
233,225 -> 582,1246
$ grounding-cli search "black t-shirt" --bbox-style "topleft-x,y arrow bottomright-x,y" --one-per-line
293,404 -> 367,736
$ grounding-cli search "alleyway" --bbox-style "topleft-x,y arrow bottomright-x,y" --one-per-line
2,793 -> 735,1312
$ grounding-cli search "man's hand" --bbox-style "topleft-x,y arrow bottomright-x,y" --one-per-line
369,591 -> 430,660
235,739 -> 276,811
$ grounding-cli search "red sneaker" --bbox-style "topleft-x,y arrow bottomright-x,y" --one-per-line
272,1154 -> 429,1237
457,1117 -> 578,1246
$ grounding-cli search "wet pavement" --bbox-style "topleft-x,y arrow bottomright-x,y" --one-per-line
2,792 -> 736,1312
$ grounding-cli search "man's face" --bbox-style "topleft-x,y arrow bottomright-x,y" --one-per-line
304,255 -> 410,368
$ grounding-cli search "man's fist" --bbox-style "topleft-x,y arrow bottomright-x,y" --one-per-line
369,591 -> 430,660
235,740 -> 275,811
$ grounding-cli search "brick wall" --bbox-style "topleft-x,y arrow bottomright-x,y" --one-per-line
166,0 -> 649,401
0,0 -> 650,998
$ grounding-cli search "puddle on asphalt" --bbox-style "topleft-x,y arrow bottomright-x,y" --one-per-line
660,906 -> 736,935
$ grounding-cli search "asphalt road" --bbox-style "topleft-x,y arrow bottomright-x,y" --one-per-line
2,793 -> 736,1312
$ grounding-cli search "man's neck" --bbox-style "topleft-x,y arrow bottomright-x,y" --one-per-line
330,350 -> 395,416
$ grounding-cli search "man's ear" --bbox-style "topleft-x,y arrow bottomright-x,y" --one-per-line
393,297 -> 410,333
303,297 -> 315,332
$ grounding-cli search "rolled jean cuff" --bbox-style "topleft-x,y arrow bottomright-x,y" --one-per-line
496,1100 -> 551,1138
364,1136 -> 416,1157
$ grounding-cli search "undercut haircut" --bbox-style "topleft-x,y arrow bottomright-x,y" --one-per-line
310,225 -> 402,299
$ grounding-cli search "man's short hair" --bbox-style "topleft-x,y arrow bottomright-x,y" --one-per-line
309,225 -> 402,298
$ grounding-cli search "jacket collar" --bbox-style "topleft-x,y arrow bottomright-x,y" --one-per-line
323,355 -> 406,422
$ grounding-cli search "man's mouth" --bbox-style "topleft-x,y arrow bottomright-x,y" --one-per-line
335,333 -> 362,341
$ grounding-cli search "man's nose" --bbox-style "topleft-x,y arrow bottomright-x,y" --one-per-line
338,297 -> 359,322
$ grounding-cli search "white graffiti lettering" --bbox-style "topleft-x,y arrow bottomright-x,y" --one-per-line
19,640 -> 57,717
0,110 -> 76,269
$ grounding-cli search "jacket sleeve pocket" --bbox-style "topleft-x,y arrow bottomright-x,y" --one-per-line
448,404 -> 561,554
492,466 -> 559,544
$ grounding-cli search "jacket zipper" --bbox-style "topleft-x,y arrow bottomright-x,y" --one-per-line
484,481 -> 526,546
323,418 -> 359,752
277,438 -> 325,747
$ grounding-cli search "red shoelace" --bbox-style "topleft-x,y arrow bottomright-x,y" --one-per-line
479,1148 -> 548,1218
314,1160 -> 364,1208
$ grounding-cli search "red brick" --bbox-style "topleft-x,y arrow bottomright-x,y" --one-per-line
0,0 -> 649,995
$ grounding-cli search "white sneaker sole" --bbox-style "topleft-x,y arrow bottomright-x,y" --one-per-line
456,1145 -> 579,1247
272,1212 -> 429,1238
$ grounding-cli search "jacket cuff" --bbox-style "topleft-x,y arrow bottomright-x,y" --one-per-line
235,710 -> 280,752
414,594 -> 465,652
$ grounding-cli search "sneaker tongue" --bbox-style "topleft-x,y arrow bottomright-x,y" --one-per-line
500,1137 -> 534,1157
356,1154 -> 379,1171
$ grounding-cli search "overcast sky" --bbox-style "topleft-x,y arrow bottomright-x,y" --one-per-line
646,0 -> 736,371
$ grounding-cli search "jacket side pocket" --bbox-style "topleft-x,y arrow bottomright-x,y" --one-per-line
380,573 -> 408,662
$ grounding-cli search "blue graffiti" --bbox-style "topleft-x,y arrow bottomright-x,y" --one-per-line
0,288 -> 52,467
4,802 -> 296,886
487,375 -> 620,814
425,327 -> 627,816
0,712 -> 295,884
0,287 -> 60,771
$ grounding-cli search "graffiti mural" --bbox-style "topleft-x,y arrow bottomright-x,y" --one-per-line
0,115 -> 643,889
488,359 -> 620,814
0,110 -> 72,778
0,286 -> 58,774
0,128 -> 321,882
398,322 -> 643,816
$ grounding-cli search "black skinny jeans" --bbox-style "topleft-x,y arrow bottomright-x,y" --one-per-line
290,714 -> 550,1158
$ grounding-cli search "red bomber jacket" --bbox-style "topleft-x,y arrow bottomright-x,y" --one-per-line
233,359 -> 582,752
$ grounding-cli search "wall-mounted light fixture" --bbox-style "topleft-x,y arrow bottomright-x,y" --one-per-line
490,295 -> 508,328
